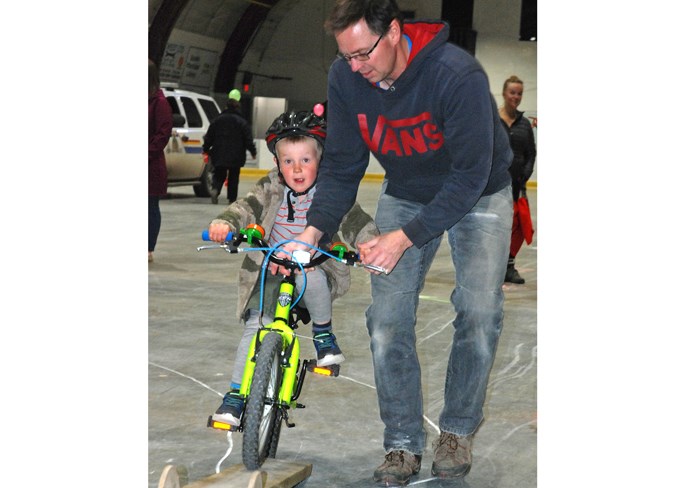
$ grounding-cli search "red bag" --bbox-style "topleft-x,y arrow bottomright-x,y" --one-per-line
516,194 -> 534,245
510,190 -> 535,257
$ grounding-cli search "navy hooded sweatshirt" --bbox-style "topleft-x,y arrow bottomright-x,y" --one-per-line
308,20 -> 512,249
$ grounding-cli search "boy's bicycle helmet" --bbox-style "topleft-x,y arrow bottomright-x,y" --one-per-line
265,110 -> 327,157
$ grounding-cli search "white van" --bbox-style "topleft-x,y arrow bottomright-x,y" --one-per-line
162,85 -> 221,197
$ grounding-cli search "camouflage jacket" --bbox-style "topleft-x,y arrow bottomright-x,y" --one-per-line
211,169 -> 378,320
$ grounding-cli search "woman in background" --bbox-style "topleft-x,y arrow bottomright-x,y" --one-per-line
499,75 -> 537,284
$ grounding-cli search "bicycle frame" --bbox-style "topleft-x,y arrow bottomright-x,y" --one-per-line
239,278 -> 301,408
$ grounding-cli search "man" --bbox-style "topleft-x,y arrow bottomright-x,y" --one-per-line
202,89 -> 257,204
290,1 -> 514,485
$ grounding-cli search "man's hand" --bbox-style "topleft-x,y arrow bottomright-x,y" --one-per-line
276,226 -> 324,276
357,229 -> 413,275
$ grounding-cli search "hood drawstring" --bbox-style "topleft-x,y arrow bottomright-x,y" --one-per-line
285,182 -> 316,222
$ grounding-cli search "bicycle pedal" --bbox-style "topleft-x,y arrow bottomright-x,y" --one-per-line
207,415 -> 239,432
307,359 -> 340,377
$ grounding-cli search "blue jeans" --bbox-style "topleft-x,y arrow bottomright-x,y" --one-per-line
365,184 -> 512,455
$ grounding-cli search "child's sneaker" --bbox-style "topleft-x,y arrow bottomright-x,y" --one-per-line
212,391 -> 245,426
313,332 -> 345,366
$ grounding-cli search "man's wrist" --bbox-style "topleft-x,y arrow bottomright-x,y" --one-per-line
305,226 -> 323,245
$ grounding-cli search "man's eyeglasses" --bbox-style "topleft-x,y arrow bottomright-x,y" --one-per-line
336,33 -> 384,63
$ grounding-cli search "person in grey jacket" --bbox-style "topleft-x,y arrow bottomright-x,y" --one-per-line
202,89 -> 257,205
206,109 -> 378,428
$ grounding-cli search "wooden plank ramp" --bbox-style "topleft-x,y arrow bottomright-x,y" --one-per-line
158,460 -> 312,488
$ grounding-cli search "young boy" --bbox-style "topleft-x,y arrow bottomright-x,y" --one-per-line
207,108 -> 378,426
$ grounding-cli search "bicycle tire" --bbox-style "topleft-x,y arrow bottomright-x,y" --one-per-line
267,407 -> 284,458
242,332 -> 284,470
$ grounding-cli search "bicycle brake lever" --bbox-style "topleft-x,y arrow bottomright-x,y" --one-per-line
353,262 -> 389,275
196,244 -> 220,251
196,243 -> 240,253
362,263 -> 389,274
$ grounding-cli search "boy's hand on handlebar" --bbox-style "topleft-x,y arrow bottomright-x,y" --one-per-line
357,229 -> 412,275
209,220 -> 231,243
268,262 -> 288,276
269,261 -> 314,276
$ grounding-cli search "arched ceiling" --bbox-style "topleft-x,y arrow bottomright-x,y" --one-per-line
147,1 -> 510,101
149,0 -> 253,40
149,0 -> 303,93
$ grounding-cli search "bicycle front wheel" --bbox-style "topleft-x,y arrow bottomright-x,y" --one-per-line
242,332 -> 284,470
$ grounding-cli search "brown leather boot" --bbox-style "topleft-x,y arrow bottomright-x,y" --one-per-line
431,432 -> 473,478
373,450 -> 421,486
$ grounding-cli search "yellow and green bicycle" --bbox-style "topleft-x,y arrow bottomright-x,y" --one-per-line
198,224 -> 383,470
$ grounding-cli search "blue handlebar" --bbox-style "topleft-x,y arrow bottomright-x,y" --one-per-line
202,229 -> 232,242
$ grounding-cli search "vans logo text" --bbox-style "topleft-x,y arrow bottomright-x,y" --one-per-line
358,113 -> 443,156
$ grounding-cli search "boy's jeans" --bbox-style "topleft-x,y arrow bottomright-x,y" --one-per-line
365,184 -> 512,454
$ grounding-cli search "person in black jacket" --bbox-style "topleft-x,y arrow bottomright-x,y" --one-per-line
499,75 -> 537,284
202,89 -> 257,204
